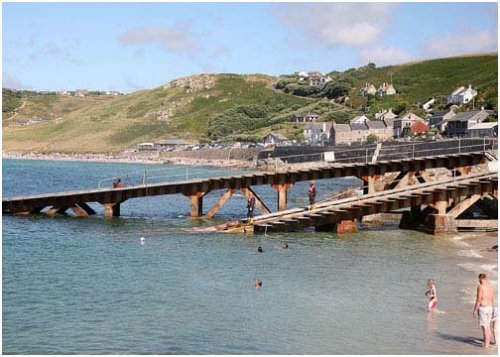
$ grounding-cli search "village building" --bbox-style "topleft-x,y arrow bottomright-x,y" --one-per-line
359,83 -> 377,96
445,109 -> 491,137
377,83 -> 396,96
447,84 -> 478,105
428,109 -> 457,132
422,98 -> 435,112
350,115 -> 370,125
136,142 -> 156,151
466,122 -> 498,138
74,89 -> 89,97
288,112 -> 321,123
154,138 -> 191,150
330,116 -> 394,146
304,122 -> 332,145
297,71 -> 332,87
263,132 -> 289,146
374,108 -> 398,121
393,112 -> 426,137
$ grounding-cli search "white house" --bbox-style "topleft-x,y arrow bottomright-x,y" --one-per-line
304,122 -> 332,145
297,71 -> 332,87
447,84 -> 478,105
263,132 -> 289,146
377,83 -> 396,96
350,115 -> 370,125
422,98 -> 435,112
359,83 -> 377,96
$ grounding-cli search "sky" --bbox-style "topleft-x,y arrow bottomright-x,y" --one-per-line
3,2 -> 498,92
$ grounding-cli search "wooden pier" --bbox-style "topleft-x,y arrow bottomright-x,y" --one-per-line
2,152 -> 489,219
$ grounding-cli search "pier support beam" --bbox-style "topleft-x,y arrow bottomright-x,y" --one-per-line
272,183 -> 292,211
187,193 -> 204,218
206,189 -> 235,219
241,187 -> 271,215
103,202 -> 121,218
46,206 -> 69,217
335,219 -> 358,234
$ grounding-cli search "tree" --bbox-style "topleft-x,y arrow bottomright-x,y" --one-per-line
366,134 -> 379,144
321,81 -> 351,99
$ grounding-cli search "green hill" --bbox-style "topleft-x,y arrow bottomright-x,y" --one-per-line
3,54 -> 498,153
3,74 -> 355,153
276,53 -> 498,117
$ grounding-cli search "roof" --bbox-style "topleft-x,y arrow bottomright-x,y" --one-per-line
350,115 -> 368,124
398,112 -> 424,122
350,123 -> 369,131
469,122 -> 498,130
305,122 -> 331,130
410,121 -> 429,133
265,132 -> 288,140
367,120 -> 387,129
449,110 -> 489,122
156,139 -> 190,145
383,118 -> 395,127
333,124 -> 351,132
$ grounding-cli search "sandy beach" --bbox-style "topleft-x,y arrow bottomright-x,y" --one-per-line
2,151 -> 259,169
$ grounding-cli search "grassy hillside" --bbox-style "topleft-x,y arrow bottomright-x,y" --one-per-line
3,74 -> 354,153
276,54 -> 497,117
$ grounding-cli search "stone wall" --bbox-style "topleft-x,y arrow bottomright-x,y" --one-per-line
159,148 -> 262,161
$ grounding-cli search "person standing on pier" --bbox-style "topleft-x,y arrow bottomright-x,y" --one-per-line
247,193 -> 256,222
473,273 -> 495,349
308,181 -> 317,206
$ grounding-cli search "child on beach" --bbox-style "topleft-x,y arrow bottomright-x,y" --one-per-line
426,279 -> 438,311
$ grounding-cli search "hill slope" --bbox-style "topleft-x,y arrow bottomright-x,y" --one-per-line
3,74 -> 354,153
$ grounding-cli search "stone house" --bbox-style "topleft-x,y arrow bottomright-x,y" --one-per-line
447,84 -> 477,105
330,117 -> 393,146
263,132 -> 289,146
367,120 -> 393,141
393,112 -> 425,137
288,112 -> 321,123
377,83 -> 396,96
428,109 -> 456,132
359,83 -> 377,96
374,108 -> 398,121
350,115 -> 370,125
445,110 -> 491,137
297,71 -> 332,87
467,122 -> 498,138
304,122 -> 332,145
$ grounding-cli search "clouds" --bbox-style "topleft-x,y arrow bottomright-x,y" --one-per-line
360,46 -> 412,66
277,3 -> 397,47
120,22 -> 200,55
423,30 -> 497,58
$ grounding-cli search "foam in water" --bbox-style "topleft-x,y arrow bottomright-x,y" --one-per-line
456,250 -> 484,258
449,236 -> 472,247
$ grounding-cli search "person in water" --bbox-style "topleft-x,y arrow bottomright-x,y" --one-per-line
492,306 -> 498,346
425,279 -> 438,311
255,279 -> 262,289
282,242 -> 289,249
113,178 -> 124,188
473,273 -> 495,348
257,246 -> 263,253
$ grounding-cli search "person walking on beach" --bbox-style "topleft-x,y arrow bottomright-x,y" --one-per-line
473,273 -> 495,349
308,181 -> 316,206
247,193 -> 256,222
425,279 -> 438,311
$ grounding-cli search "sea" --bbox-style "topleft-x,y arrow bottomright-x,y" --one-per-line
2,159 -> 498,354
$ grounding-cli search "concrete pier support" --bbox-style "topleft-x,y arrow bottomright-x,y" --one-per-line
272,183 -> 292,211
187,194 -> 203,218
399,205 -> 424,230
423,214 -> 458,235
103,202 -> 121,218
335,219 -> 358,234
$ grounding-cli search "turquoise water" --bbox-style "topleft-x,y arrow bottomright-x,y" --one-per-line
2,159 -> 497,354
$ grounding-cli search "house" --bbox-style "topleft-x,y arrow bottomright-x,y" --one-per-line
445,110 -> 491,137
137,142 -> 155,151
467,122 -> 498,138
350,115 -> 369,125
75,89 -> 89,97
297,71 -> 332,87
359,83 -> 377,96
374,108 -> 398,121
330,123 -> 356,146
377,83 -> 396,96
447,84 -> 477,105
393,112 -> 425,137
263,132 -> 289,146
428,109 -> 456,132
304,122 -> 332,145
422,98 -> 435,112
367,120 -> 393,141
154,138 -> 191,150
288,112 -> 321,123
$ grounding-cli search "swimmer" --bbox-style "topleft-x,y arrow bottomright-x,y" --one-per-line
282,242 -> 289,249
255,279 -> 262,289
257,246 -> 263,253
426,279 -> 438,311
140,237 -> 145,244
